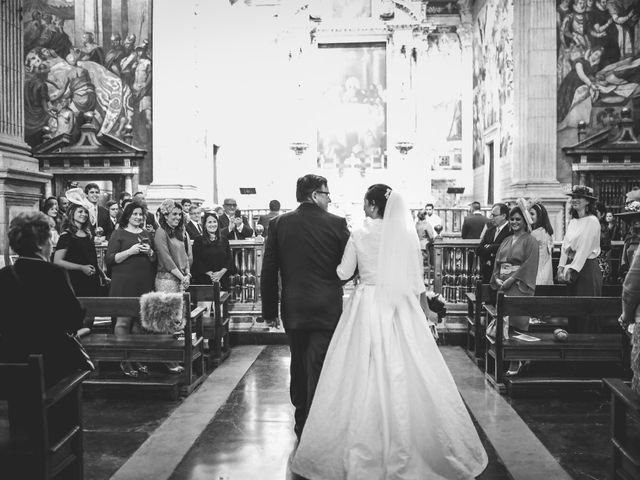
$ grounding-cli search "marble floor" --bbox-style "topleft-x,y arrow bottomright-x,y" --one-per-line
5,344 -> 621,479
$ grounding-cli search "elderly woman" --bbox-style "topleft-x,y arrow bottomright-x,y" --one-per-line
154,199 -> 192,374
0,212 -> 85,386
491,205 -> 539,375
105,200 -> 156,377
528,201 -> 554,285
53,189 -> 105,297
191,212 -> 235,290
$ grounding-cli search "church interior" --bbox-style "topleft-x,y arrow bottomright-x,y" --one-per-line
1,0 -> 640,479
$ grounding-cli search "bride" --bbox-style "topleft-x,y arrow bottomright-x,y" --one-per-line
291,185 -> 488,480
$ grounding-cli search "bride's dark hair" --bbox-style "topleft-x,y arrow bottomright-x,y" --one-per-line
365,184 -> 391,217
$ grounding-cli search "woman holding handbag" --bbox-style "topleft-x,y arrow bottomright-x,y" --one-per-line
558,185 -> 602,332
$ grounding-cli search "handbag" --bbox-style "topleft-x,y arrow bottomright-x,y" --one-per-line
65,333 -> 95,372
556,267 -> 578,285
9,264 -> 95,372
486,317 -> 509,339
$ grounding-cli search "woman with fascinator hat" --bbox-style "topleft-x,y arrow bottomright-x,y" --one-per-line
53,188 -> 106,299
616,187 -> 640,281
292,185 -> 488,480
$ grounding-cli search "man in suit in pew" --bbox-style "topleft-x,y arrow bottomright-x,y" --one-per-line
461,201 -> 490,239
477,202 -> 512,283
261,174 -> 350,440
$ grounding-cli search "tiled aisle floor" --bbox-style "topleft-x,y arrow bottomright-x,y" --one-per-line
168,345 -> 510,480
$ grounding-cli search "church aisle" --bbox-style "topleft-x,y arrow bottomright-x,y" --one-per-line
166,345 -> 510,480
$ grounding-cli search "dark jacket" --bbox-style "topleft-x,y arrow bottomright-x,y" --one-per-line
261,202 -> 350,330
220,215 -> 254,240
257,211 -> 279,237
461,213 -> 490,239
0,258 -> 84,387
186,220 -> 203,240
97,205 -> 110,235
477,223 -> 512,283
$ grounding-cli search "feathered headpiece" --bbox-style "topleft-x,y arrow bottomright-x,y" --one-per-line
65,187 -> 96,225
515,198 -> 534,230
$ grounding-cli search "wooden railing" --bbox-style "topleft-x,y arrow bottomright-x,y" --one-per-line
227,239 -> 264,305
433,239 -> 481,304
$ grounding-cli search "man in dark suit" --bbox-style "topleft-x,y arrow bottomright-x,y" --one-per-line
257,199 -> 281,237
185,205 -> 203,240
477,202 -> 512,283
218,197 -> 253,237
84,182 -> 110,236
461,201 -> 490,239
261,174 -> 350,440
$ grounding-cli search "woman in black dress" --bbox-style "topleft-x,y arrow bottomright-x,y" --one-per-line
105,200 -> 156,377
192,212 -> 234,290
53,198 -> 103,297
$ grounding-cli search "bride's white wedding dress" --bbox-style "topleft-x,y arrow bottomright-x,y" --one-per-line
291,193 -> 488,480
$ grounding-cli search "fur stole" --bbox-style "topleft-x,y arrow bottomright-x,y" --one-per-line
139,292 -> 184,333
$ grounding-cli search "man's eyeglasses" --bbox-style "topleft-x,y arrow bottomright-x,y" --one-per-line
490,213 -> 504,218
224,203 -> 237,207
315,191 -> 330,196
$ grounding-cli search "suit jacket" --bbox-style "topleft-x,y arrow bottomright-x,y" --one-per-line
257,212 -> 279,237
220,215 -> 254,240
186,220 -> 203,240
97,205 -> 110,234
0,258 -> 84,387
261,202 -> 350,330
461,213 -> 490,239
477,223 -> 512,283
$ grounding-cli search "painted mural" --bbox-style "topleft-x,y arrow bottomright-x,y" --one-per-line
557,0 -> 640,154
472,0 -> 514,169
23,0 -> 153,184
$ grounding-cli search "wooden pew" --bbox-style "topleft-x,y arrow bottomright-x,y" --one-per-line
188,283 -> 231,367
79,293 -> 206,399
602,378 -> 640,480
0,355 -> 89,479
465,281 -> 495,367
484,293 -> 628,396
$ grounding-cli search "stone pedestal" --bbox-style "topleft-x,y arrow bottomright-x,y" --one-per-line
0,1 -> 51,263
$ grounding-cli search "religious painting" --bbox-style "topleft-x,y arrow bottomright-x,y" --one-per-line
316,43 -> 387,176
472,0 -> 514,169
557,0 -> 640,178
23,0 -> 154,184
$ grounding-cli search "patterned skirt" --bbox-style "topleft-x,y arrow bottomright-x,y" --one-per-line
155,272 -> 184,293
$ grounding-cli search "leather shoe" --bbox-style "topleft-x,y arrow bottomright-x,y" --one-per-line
166,363 -> 185,374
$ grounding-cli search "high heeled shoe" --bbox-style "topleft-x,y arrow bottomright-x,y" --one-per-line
166,362 -> 185,374
120,361 -> 139,378
505,361 -> 530,376
134,363 -> 149,375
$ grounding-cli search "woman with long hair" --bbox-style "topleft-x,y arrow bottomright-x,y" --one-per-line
105,200 -> 156,377
53,189 -> 104,297
153,199 -> 192,374
528,201 -> 554,285
558,186 -> 603,332
191,212 -> 234,290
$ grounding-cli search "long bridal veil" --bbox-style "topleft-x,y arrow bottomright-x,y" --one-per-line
375,190 -> 425,307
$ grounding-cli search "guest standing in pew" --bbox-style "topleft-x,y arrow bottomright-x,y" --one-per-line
558,185 -> 602,333
41,196 -> 63,242
490,205 -> 539,376
53,188 -> 106,299
0,212 -> 86,387
154,199 -> 192,374
105,200 -> 120,240
191,212 -> 235,291
477,203 -> 512,283
618,231 -> 640,395
105,200 -> 156,378
617,188 -> 640,282
596,202 -> 613,283
528,201 -> 554,286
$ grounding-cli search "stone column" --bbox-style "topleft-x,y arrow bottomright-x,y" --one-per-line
506,0 -> 567,239
144,0 -> 200,210
0,0 -> 51,262
458,18 -> 475,204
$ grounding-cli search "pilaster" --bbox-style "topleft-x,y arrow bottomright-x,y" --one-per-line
0,1 -> 51,261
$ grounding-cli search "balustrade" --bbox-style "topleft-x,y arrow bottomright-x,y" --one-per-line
433,239 -> 480,304
228,239 -> 263,305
